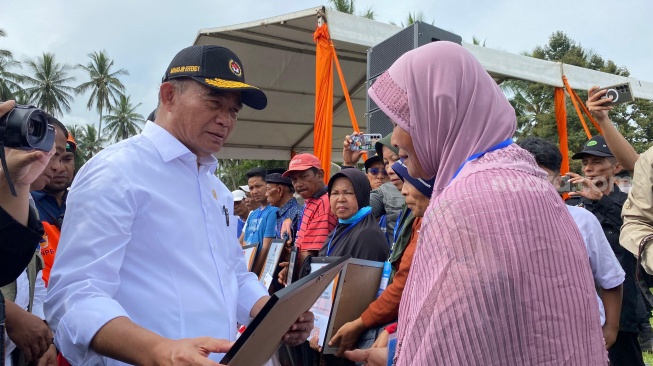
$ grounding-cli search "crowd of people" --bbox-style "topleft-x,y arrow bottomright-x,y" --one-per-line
2,40 -> 653,366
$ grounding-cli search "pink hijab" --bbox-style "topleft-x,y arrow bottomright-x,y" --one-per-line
368,42 -> 607,365
368,41 -> 516,197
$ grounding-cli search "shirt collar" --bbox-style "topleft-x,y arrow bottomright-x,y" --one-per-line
31,190 -> 48,201
278,197 -> 298,216
142,122 -> 218,169
312,186 -> 328,199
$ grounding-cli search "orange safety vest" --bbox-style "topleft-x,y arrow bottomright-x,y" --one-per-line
40,222 -> 60,287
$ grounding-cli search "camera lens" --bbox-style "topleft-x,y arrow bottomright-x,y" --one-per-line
26,112 -> 46,145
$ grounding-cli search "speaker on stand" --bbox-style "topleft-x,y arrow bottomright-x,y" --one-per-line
366,22 -> 462,136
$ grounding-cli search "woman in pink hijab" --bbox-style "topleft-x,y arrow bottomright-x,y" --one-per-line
359,42 -> 607,365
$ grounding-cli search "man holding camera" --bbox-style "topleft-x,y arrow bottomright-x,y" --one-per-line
44,45 -> 313,365
0,100 -> 58,366
566,136 -> 643,366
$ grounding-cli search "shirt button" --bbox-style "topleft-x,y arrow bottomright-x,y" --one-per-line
608,231 -> 613,235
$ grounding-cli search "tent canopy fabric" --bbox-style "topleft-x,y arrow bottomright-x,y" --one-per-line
194,6 -> 653,161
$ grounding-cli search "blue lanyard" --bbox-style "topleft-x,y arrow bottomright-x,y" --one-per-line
392,208 -> 411,245
450,138 -> 513,183
326,211 -> 370,256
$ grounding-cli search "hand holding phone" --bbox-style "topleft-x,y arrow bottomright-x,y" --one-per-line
350,134 -> 382,151
557,175 -> 581,193
596,82 -> 634,107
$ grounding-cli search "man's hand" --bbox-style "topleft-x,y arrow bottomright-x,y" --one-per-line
566,172 -> 605,201
4,147 -> 55,189
344,347 -> 388,366
343,132 -> 365,166
278,261 -> 289,285
280,219 -> 293,244
36,344 -> 58,366
283,311 -> 314,346
603,324 -> 618,350
5,300 -> 53,362
371,329 -> 389,348
151,337 -> 232,366
586,86 -> 613,124
329,317 -> 366,357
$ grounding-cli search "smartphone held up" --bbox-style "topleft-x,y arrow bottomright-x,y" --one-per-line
597,82 -> 634,107
350,133 -> 382,151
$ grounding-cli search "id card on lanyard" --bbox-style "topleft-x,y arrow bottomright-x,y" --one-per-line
377,209 -> 411,297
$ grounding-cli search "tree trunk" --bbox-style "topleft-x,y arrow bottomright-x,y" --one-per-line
98,109 -> 103,136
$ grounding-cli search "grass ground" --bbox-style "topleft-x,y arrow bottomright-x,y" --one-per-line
644,351 -> 653,365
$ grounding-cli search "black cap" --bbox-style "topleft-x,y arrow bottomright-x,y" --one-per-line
162,45 -> 267,110
364,155 -> 382,172
572,135 -> 614,159
265,173 -> 293,187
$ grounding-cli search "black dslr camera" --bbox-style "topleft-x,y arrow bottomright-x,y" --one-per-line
0,104 -> 55,152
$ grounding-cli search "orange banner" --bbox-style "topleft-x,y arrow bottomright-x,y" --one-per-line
313,23 -> 334,184
554,87 -> 570,176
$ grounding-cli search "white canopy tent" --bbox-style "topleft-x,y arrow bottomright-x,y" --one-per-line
193,6 -> 653,161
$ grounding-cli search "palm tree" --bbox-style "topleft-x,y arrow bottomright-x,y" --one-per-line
65,123 -> 85,141
22,53 -> 76,117
103,95 -> 144,142
328,0 -> 374,19
76,50 -> 129,133
76,124 -> 106,161
65,123 -> 87,170
0,55 -> 24,101
0,29 -> 25,101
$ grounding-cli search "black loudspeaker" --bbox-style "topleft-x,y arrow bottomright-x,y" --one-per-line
366,22 -> 462,136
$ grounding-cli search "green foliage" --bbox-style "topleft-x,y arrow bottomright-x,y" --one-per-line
76,50 -> 128,133
103,94 -> 144,142
22,52 -> 76,117
328,0 -> 374,20
506,31 -> 653,172
75,124 -> 107,163
216,159 -> 290,191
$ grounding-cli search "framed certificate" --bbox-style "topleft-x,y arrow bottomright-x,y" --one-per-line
242,244 -> 258,272
258,239 -> 285,290
220,255 -> 351,366
308,257 -> 384,355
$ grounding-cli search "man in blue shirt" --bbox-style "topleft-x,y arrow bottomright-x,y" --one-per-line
243,168 -> 278,276
265,173 -> 302,240
31,122 -> 76,228
231,189 -> 249,239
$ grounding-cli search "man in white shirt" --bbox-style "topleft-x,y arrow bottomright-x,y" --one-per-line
45,45 -> 313,365
519,137 -> 625,349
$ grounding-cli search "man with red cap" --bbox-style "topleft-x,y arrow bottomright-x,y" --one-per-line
278,154 -> 337,284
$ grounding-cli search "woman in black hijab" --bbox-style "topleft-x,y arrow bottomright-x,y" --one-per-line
320,168 -> 388,261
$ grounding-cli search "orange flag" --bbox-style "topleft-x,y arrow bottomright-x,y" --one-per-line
313,23 -> 334,183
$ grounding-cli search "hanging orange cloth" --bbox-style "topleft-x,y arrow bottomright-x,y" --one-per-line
554,87 -> 570,176
313,23 -> 334,183
562,76 -> 603,139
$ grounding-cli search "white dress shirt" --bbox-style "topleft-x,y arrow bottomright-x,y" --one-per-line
567,205 -> 625,326
45,122 -> 268,365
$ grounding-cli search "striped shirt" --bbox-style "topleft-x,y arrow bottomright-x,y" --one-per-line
295,187 -> 337,252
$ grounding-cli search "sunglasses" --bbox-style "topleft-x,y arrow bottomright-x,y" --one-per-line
369,167 -> 387,176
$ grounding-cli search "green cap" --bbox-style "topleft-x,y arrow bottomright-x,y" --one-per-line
374,133 -> 399,159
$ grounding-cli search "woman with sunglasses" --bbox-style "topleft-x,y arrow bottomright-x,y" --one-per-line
363,156 -> 389,190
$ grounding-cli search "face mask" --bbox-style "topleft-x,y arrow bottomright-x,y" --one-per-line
617,183 -> 631,194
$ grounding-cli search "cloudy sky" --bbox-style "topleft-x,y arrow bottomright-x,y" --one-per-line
1,0 -> 651,127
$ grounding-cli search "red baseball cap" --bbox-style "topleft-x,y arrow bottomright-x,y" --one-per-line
282,153 -> 323,177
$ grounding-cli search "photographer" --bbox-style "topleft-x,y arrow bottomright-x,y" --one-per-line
586,86 -> 640,172
0,100 -> 52,286
0,100 -> 55,366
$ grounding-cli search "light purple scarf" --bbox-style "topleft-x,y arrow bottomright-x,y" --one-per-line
369,42 -> 607,365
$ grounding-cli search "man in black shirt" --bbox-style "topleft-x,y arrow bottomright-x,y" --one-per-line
566,135 -> 643,366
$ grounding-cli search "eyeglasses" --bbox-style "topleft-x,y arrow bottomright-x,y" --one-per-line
369,167 -> 387,176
